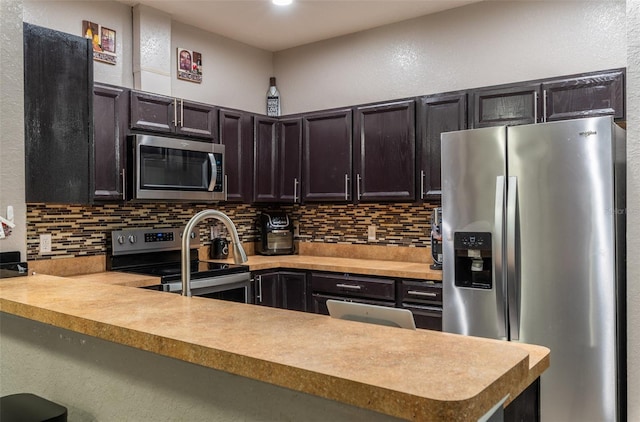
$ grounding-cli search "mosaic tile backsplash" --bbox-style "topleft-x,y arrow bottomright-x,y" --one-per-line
27,202 -> 438,260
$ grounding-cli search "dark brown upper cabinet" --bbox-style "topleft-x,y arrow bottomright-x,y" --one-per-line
278,118 -> 303,204
219,109 -> 253,203
130,91 -> 217,141
417,93 -> 467,200
354,100 -> 416,202
93,83 -> 130,201
302,109 -> 353,202
542,69 -> 624,122
253,116 -> 279,202
24,23 -> 94,204
471,68 -> 625,129
471,83 -> 541,128
250,117 -> 302,204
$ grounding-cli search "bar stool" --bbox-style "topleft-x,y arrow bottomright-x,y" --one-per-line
0,393 -> 67,422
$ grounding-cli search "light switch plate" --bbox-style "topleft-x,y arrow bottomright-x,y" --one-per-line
40,234 -> 52,254
368,225 -> 376,241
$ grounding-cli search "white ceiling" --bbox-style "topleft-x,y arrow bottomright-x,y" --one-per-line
121,0 -> 481,52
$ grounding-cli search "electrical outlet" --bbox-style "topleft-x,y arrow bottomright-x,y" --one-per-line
40,234 -> 52,254
368,225 -> 376,241
293,222 -> 300,237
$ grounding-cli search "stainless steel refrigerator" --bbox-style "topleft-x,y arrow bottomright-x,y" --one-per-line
441,116 -> 626,421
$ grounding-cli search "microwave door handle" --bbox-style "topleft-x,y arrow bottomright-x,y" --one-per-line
208,153 -> 217,192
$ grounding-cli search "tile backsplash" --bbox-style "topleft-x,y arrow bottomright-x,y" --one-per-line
27,202 -> 437,260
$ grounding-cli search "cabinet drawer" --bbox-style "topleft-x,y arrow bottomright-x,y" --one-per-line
311,273 -> 395,301
402,304 -> 442,331
400,280 -> 442,305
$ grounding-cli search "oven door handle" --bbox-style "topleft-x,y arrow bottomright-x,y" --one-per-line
208,153 -> 217,192
163,272 -> 250,293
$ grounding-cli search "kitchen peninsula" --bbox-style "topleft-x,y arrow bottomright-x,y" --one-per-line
1,274 -> 548,421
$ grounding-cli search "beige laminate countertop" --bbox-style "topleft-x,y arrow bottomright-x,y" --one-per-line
69,254 -> 442,289
0,274 -> 548,421
208,254 -> 443,280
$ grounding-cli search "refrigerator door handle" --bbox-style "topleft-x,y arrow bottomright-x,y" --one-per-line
494,175 -> 507,339
506,176 -> 520,340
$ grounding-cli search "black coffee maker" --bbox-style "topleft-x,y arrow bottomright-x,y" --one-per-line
257,212 -> 295,255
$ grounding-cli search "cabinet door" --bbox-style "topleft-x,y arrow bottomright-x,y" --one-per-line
542,69 -> 625,122
280,271 -> 308,312
255,272 -> 279,308
130,91 -> 175,133
176,99 -> 217,141
253,116 -> 279,202
93,84 -> 129,201
354,101 -> 415,202
417,93 -> 467,199
278,118 -> 303,204
219,109 -> 253,202
23,23 -> 93,204
303,109 -> 353,202
471,84 -> 541,128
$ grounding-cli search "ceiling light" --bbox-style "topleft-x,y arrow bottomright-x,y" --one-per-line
272,0 -> 293,6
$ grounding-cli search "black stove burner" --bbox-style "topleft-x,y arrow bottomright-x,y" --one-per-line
124,261 -> 248,284
108,248 -> 248,283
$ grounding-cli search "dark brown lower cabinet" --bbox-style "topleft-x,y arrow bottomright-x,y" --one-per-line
399,279 -> 443,331
504,378 -> 540,422
254,271 -> 308,312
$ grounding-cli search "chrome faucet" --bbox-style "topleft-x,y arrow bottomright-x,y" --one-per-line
181,209 -> 248,297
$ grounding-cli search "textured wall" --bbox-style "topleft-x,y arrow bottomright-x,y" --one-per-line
171,20 -> 273,113
132,4 -> 172,95
0,313 -> 402,422
23,0 -> 134,88
23,0 -> 273,113
274,1 -> 627,114
0,0 -> 26,256
626,0 -> 639,419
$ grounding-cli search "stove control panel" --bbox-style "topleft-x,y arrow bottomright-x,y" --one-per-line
111,228 -> 199,255
144,232 -> 174,243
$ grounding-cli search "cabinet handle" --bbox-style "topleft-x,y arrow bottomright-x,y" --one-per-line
356,173 -> 362,201
173,99 -> 177,125
121,168 -> 126,200
224,174 -> 228,201
344,174 -> 350,200
293,178 -> 299,204
336,283 -> 362,290
420,170 -> 425,200
180,99 -> 184,127
534,91 -> 538,123
542,89 -> 547,123
408,290 -> 437,298
256,275 -> 262,302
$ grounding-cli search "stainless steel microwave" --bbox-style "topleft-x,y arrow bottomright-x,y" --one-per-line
129,134 -> 225,202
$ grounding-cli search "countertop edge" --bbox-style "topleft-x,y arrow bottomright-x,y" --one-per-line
0,275 -> 548,421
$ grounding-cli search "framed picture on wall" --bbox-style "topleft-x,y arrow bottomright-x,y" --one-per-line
177,48 -> 202,83
82,20 -> 116,65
